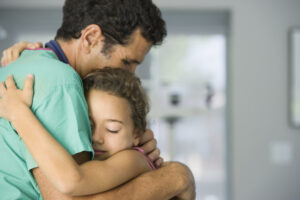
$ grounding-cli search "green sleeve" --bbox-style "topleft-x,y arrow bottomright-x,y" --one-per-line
23,84 -> 94,171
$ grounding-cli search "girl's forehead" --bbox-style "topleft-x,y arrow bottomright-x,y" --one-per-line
89,89 -> 131,108
88,89 -> 133,119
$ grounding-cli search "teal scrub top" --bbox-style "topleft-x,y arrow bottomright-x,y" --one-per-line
0,50 -> 94,200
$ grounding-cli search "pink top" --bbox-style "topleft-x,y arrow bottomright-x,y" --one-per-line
132,147 -> 156,170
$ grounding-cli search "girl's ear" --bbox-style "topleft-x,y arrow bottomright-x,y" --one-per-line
133,129 -> 141,147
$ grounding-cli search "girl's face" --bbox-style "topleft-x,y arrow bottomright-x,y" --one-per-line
87,89 -> 140,160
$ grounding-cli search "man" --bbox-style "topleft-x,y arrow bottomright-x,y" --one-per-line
0,0 -> 195,199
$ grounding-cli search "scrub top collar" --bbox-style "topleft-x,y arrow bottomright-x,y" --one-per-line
45,40 -> 69,64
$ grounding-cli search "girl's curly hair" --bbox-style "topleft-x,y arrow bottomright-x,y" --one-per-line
83,67 -> 149,134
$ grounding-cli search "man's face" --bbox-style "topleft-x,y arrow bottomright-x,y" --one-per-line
79,29 -> 152,77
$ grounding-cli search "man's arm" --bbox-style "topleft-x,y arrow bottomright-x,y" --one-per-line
33,152 -> 195,200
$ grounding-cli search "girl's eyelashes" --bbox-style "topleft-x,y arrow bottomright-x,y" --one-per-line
89,118 -> 122,134
106,129 -> 120,134
106,122 -> 122,133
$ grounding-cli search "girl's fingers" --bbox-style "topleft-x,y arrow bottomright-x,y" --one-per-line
11,49 -> 20,62
22,74 -> 34,107
0,81 -> 6,96
140,138 -> 157,155
27,42 -> 42,49
1,41 -> 42,67
5,75 -> 17,89
1,56 -> 5,67
35,42 -> 43,48
154,157 -> 164,168
1,50 -> 8,66
1,50 -> 5,66
147,148 -> 161,162
27,43 -> 36,49
139,129 -> 154,145
24,74 -> 34,92
7,50 -> 13,65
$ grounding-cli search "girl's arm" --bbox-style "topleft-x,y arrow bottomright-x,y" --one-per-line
0,75 -> 151,196
1,41 -> 42,66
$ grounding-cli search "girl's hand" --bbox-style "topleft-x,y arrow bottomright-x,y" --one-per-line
0,74 -> 34,122
139,129 -> 164,168
1,41 -> 43,66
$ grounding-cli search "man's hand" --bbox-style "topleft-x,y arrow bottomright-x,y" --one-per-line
139,129 -> 163,168
1,41 -> 42,66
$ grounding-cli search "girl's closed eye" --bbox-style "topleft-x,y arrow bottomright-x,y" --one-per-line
106,123 -> 122,134
106,128 -> 120,134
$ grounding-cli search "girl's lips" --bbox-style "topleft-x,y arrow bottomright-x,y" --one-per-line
94,149 -> 107,155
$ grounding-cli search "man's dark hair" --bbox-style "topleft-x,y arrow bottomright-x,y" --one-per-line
55,0 -> 166,52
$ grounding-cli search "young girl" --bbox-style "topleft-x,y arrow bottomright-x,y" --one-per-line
0,67 -> 155,196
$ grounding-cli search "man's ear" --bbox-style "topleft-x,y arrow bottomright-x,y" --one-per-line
80,24 -> 104,53
133,129 -> 141,147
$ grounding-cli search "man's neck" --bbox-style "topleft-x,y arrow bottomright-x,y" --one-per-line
56,39 -> 78,74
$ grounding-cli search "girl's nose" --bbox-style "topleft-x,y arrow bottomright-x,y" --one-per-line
92,130 -> 104,144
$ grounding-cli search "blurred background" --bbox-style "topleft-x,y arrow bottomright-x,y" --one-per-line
0,0 -> 300,200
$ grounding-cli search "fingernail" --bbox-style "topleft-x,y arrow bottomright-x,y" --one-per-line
27,74 -> 34,78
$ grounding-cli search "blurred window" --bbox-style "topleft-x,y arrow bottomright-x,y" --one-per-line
136,11 -> 229,200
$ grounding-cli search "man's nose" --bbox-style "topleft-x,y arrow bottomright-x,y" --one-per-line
130,64 -> 137,73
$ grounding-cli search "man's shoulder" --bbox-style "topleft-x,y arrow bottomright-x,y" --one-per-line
0,49 -> 81,86
23,49 -> 81,84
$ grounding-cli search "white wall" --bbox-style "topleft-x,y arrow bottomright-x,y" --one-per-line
231,2 -> 300,200
153,0 -> 300,199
